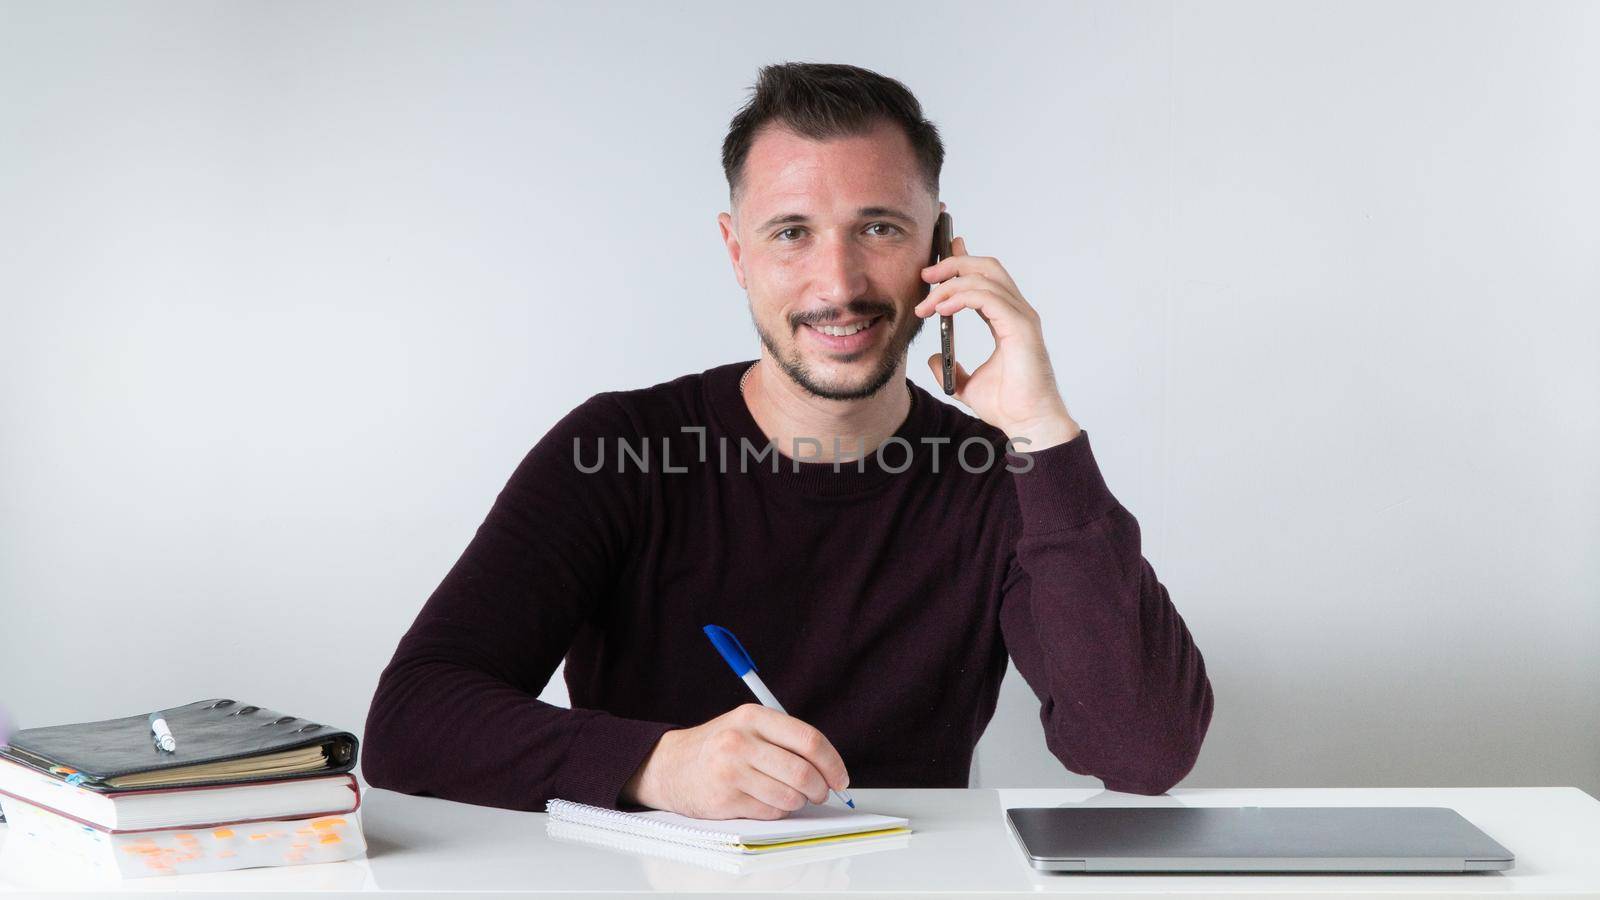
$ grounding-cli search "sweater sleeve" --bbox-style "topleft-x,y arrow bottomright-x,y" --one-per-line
996,428 -> 1214,795
361,393 -> 678,812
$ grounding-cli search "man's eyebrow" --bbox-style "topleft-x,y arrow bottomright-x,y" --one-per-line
858,206 -> 917,224
754,206 -> 919,233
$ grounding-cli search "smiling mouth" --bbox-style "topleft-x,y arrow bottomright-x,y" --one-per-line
803,316 -> 883,337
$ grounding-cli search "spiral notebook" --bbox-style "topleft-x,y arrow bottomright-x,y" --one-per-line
547,820 -> 912,874
545,799 -> 911,854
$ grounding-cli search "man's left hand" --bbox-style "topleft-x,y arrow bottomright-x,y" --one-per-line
914,235 -> 1082,451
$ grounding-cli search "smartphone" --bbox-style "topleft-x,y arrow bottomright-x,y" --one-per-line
930,211 -> 956,395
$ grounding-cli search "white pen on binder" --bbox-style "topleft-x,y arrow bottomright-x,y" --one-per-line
148,712 -> 176,753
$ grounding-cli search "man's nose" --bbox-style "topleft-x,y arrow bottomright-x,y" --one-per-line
812,232 -> 870,307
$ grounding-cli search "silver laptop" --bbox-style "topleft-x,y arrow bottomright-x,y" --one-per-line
1006,806 -> 1514,873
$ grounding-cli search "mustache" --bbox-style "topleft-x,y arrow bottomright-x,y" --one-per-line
789,299 -> 897,331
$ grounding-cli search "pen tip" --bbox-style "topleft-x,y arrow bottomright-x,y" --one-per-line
846,799 -> 855,808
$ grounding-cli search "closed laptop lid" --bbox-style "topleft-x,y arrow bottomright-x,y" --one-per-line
1005,806 -> 1515,873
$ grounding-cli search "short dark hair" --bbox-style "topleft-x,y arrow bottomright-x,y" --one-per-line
721,62 -> 944,210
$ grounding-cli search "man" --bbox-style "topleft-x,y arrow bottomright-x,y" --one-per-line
363,62 -> 1213,820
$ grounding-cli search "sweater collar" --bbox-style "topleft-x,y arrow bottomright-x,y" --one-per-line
703,359 -> 943,496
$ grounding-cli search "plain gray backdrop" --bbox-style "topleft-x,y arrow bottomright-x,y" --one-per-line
2,1 -> 1596,797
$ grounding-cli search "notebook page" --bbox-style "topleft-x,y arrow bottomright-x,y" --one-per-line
546,799 -> 909,845
548,819 -> 912,869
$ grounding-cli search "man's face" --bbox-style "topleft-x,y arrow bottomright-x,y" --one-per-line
718,120 -> 939,401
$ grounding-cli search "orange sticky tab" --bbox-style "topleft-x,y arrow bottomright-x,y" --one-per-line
318,833 -> 342,844
212,828 -> 235,839
310,817 -> 346,830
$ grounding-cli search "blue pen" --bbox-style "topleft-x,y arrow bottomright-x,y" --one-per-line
702,624 -> 856,809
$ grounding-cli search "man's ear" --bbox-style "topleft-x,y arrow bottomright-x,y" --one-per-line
717,211 -> 747,290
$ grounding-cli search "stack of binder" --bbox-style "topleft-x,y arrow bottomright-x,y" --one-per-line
0,699 -> 365,879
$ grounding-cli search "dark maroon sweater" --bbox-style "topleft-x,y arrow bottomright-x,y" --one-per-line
362,361 -> 1213,811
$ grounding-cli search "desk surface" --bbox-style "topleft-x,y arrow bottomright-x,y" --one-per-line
2,786 -> 1597,896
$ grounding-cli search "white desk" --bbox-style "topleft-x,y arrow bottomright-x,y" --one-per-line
2,786 -> 1598,896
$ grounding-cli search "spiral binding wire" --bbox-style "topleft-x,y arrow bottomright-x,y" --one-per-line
545,799 -> 745,848
546,821 -> 745,872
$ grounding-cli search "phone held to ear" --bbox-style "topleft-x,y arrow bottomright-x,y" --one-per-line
931,211 -> 956,395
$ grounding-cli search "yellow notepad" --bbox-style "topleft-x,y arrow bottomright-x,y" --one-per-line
544,798 -> 911,855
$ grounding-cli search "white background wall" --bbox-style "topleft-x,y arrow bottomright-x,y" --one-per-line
2,1 -> 1596,797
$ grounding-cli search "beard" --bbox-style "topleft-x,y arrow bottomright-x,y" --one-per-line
750,296 -> 926,401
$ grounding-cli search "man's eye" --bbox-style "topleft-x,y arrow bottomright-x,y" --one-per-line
865,222 -> 903,236
775,227 -> 806,241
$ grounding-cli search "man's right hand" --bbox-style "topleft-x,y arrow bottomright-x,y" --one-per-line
619,703 -> 851,820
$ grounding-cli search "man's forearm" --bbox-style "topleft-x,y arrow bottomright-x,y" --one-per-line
362,391 -> 674,811
1004,412 -> 1082,454
363,617 -> 677,811
1001,430 -> 1215,794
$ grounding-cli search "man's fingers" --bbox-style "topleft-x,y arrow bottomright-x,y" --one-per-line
926,354 -> 973,399
712,790 -> 789,821
952,237 -> 1025,297
748,708 -> 850,791
737,766 -> 809,815
919,285 -> 1035,345
915,274 -> 1030,323
748,742 -> 831,805
921,235 -> 1024,299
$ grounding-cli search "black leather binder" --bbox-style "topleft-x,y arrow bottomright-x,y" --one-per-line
0,699 -> 358,792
